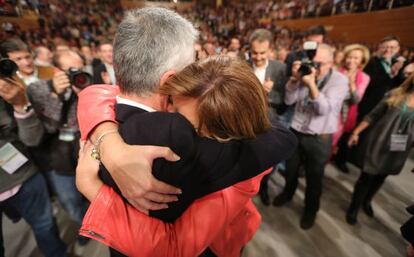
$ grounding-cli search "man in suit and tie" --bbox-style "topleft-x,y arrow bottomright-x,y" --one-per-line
249,29 -> 288,205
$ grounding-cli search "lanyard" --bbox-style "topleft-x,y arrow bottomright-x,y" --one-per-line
399,98 -> 414,133
380,59 -> 392,77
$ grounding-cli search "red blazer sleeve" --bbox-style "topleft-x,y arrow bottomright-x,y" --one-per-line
77,84 -> 119,140
80,169 -> 270,257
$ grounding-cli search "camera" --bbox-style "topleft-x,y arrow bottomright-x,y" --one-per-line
0,58 -> 18,78
391,55 -> 406,66
66,68 -> 92,89
298,41 -> 319,77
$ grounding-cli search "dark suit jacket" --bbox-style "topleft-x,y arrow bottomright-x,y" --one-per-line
358,56 -> 405,121
100,103 -> 297,257
266,60 -> 288,108
92,62 -> 107,84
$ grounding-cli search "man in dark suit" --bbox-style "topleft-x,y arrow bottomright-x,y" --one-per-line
358,36 -> 406,121
248,29 -> 288,205
92,41 -> 116,85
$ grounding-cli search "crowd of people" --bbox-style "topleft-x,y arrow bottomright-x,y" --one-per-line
1,1 -> 414,257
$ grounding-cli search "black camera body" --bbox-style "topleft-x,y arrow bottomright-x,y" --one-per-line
66,68 -> 92,89
0,58 -> 18,78
391,55 -> 406,66
298,41 -> 318,77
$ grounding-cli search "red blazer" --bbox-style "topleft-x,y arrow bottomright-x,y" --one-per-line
77,85 -> 268,257
80,170 -> 270,257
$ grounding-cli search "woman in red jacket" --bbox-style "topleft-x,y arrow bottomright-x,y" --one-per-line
76,57 -> 297,257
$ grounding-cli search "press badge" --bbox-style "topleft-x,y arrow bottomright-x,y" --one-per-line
390,134 -> 409,152
0,143 -> 28,174
59,127 -> 76,142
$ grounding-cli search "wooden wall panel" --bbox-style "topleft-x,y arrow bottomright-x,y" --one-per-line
276,7 -> 414,47
0,16 -> 39,31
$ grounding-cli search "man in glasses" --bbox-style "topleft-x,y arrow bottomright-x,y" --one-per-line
358,35 -> 406,120
273,44 -> 349,230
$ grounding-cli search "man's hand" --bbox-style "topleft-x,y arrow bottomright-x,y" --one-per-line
101,71 -> 111,85
52,70 -> 71,95
391,59 -> 404,77
301,67 -> 317,87
407,244 -> 414,257
263,77 -> 274,93
0,78 -> 29,110
346,70 -> 357,91
100,132 -> 181,213
348,133 -> 359,147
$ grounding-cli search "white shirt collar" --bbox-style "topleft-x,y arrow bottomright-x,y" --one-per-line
116,95 -> 156,112
253,60 -> 269,71
17,69 -> 39,86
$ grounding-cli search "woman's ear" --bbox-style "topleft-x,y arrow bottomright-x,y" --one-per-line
159,70 -> 176,86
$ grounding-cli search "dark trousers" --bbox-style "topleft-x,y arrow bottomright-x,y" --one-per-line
283,130 -> 332,214
110,244 -> 218,257
0,173 -> 67,257
348,172 -> 388,212
334,132 -> 351,165
259,172 -> 272,195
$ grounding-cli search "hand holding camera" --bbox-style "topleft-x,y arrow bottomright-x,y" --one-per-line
301,67 -> 317,87
0,77 -> 29,111
53,67 -> 93,95
52,70 -> 71,95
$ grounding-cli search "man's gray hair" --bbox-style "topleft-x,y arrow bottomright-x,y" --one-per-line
249,29 -> 273,45
318,43 -> 334,62
114,7 -> 198,96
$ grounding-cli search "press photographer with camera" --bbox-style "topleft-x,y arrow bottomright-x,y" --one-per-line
0,39 -> 53,86
273,43 -> 349,230
26,49 -> 91,237
0,77 -> 67,257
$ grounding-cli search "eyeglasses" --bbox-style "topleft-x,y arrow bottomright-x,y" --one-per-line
380,46 -> 399,50
404,71 -> 413,78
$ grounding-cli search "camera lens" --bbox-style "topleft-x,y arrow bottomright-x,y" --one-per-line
72,72 -> 92,89
298,63 -> 312,77
0,58 -> 18,78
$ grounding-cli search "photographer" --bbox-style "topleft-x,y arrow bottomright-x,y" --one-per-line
0,78 -> 67,257
0,39 -> 52,86
273,44 -> 349,230
285,25 -> 326,77
27,50 -> 90,233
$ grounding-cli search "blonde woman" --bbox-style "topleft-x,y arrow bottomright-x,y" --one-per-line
333,44 -> 371,173
346,74 -> 414,225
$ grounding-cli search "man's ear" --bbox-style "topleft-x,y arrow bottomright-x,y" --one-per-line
159,70 -> 176,86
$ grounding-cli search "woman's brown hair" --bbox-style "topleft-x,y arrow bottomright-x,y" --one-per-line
159,56 -> 272,141
386,73 -> 414,107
